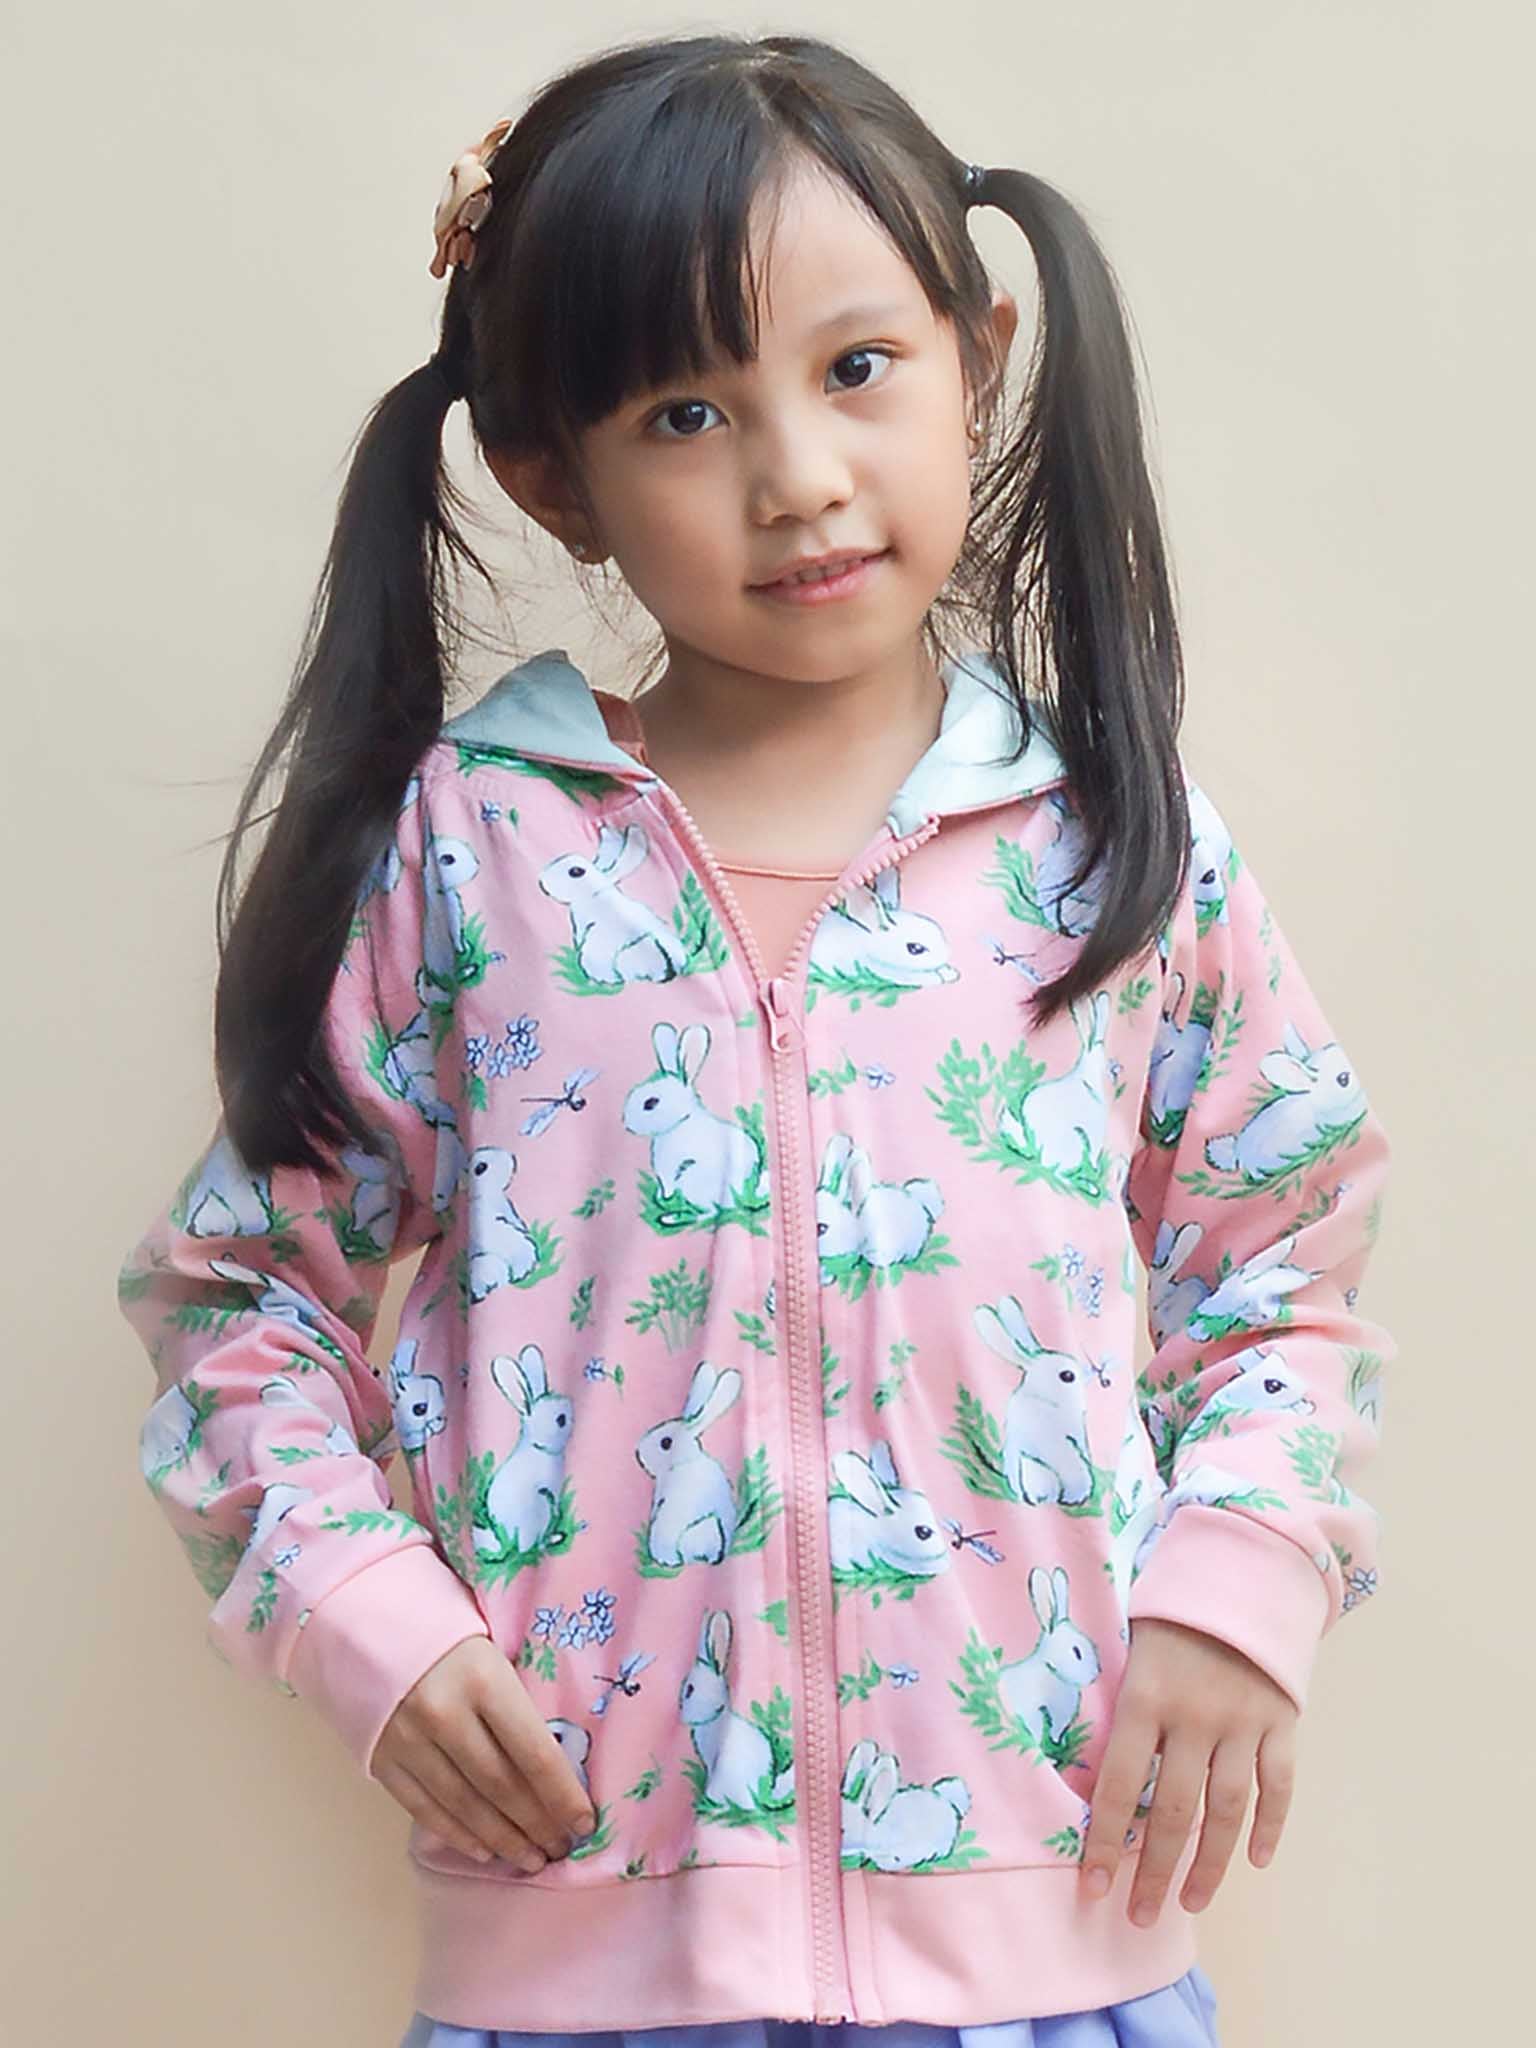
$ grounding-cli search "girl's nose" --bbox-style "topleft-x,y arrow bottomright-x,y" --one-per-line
746,424 -> 855,525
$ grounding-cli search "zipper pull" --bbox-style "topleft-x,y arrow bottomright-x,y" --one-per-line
761,976 -> 799,1051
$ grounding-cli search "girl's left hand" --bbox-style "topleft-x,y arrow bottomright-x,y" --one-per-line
1077,1616 -> 1299,1925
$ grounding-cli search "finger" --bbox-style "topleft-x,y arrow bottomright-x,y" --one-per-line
454,1703 -> 585,1867
406,1735 -> 552,1870
1250,1718 -> 1297,1868
1127,1734 -> 1207,1926
1079,1699 -> 1160,1900
372,1754 -> 524,1868
1178,1737 -> 1255,1913
477,1677 -> 599,1849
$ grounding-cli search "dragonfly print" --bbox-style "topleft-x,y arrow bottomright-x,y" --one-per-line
591,1648 -> 657,1717
521,1065 -> 602,1137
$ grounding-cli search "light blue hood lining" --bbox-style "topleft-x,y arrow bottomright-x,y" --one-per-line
439,646 -> 1067,834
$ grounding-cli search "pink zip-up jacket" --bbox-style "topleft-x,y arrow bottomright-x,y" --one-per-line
117,646 -> 1394,2031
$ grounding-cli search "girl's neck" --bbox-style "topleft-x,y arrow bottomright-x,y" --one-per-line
628,649 -> 948,872
635,648 -> 945,775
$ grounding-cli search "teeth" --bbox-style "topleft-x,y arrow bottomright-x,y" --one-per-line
784,557 -> 863,585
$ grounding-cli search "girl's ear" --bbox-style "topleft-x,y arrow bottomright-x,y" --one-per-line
974,286 -> 1021,423
485,445 -> 600,559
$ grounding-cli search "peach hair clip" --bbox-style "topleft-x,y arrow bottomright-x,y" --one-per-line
429,116 -> 515,279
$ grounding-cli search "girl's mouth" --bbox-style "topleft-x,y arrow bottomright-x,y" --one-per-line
750,550 -> 891,605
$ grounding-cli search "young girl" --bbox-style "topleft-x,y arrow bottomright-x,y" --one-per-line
117,31 -> 1394,2048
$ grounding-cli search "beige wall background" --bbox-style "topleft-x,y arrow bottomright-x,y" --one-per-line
5,4 -> 1529,2041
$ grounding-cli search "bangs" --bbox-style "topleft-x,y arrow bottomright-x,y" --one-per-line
537,132 -> 790,426
501,101 -> 961,434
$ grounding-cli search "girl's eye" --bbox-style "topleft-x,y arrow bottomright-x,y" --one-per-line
644,347 -> 896,441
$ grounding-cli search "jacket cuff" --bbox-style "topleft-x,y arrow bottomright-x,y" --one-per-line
285,1546 -> 492,1779
1125,1503 -> 1331,1714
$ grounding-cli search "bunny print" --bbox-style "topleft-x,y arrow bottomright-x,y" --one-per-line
995,1565 -> 1103,1759
807,865 -> 959,1006
814,1131 -> 946,1286
637,1360 -> 750,1568
623,1021 -> 768,1228
840,1738 -> 974,1872
996,989 -> 1114,1187
679,1608 -> 795,1835
473,1343 -> 575,1563
827,1439 -> 951,1597
539,821 -> 694,986
971,1293 -> 1097,1508
1201,1020 -> 1370,1192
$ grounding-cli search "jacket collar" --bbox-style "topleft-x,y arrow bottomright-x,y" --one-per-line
440,645 -> 1067,832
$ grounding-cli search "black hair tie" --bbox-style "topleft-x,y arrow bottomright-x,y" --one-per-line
964,162 -> 988,206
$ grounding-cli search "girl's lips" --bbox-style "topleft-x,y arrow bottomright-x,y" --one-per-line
750,549 -> 890,604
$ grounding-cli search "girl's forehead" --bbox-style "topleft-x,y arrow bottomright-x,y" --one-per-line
726,175 -> 932,338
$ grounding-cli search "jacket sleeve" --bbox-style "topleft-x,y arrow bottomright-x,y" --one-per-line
115,763 -> 490,1780
1118,764 -> 1395,1714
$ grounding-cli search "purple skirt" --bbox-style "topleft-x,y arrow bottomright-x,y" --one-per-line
396,1965 -> 1221,2048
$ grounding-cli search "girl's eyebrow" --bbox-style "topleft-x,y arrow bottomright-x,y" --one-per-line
677,300 -> 915,383
631,300 -> 918,408
801,298 -> 912,337
697,299 -> 914,363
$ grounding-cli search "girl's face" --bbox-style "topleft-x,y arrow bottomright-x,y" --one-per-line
491,159 -> 1016,689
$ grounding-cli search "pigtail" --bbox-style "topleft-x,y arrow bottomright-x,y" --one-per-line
211,304 -> 492,1177
967,167 -> 1191,1029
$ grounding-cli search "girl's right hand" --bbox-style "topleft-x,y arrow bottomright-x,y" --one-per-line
370,1636 -> 600,1872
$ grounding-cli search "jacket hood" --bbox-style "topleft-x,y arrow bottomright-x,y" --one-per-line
442,645 -> 1069,836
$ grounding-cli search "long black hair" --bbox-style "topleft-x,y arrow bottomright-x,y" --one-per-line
214,28 -> 1189,1177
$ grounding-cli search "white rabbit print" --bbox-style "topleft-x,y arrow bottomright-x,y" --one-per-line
679,1608 -> 796,1838
993,989 -> 1114,1194
981,789 -> 1110,942
176,1131 -> 278,1240
807,864 -> 959,1009
540,821 -> 705,989
471,1344 -> 577,1573
1142,1344 -> 1316,1488
139,1355 -> 371,1513
542,1720 -> 614,1861
255,1371 -> 365,1459
462,1144 -> 558,1302
1144,1216 -> 1210,1346
203,1255 -> 349,1368
1180,1230 -> 1318,1344
1198,1019 -> 1371,1196
1143,968 -> 1212,1147
387,1335 -> 446,1455
953,1294 -> 1101,1510
1187,782 -> 1237,933
138,1378 -> 207,1495
1130,1459 -> 1282,1582
636,1361 -> 782,1572
828,1439 -> 951,1602
815,1132 -> 948,1293
368,1004 -> 467,1217
414,831 -> 482,1010
840,1739 -> 978,1871
623,1022 -> 769,1233
993,1565 -> 1103,1762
